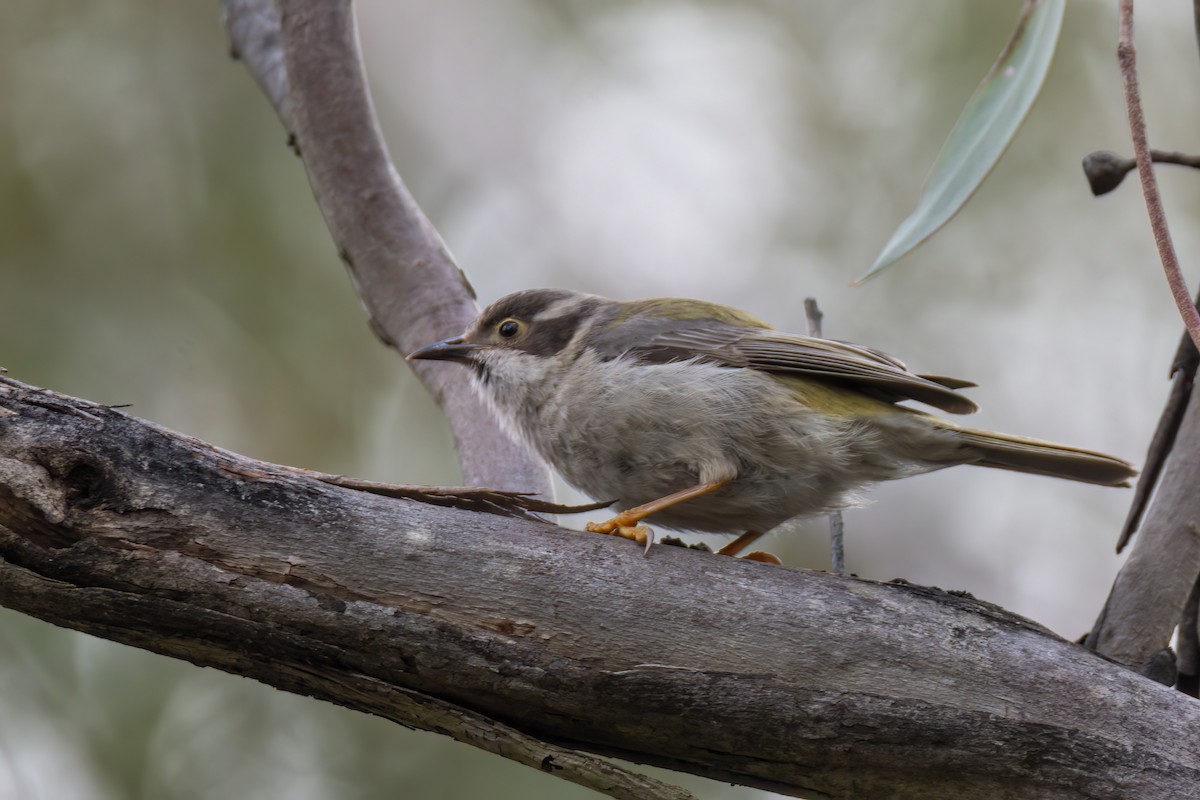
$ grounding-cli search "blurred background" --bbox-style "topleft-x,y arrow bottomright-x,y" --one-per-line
0,1 -> 1196,798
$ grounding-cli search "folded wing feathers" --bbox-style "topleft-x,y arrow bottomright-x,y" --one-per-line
625,325 -> 979,415
734,334 -> 979,414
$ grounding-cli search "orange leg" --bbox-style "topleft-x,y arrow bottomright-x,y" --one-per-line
716,530 -> 765,557
716,530 -> 782,565
586,478 -> 730,553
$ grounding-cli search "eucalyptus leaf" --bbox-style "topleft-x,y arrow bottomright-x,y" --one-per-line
857,0 -> 1065,284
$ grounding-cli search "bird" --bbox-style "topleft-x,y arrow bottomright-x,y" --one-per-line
408,289 -> 1136,558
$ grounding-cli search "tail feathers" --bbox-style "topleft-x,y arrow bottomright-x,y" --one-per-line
953,427 -> 1137,487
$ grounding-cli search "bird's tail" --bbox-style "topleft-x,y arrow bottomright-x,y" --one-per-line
949,426 -> 1137,487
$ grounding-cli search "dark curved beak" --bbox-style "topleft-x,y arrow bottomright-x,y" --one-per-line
406,337 -> 486,363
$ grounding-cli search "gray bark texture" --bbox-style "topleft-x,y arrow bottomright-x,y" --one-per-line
1088,380 -> 1200,673
1,375 -> 1198,800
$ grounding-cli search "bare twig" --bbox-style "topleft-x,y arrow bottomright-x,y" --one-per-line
804,297 -> 845,574
802,298 -> 824,339
1139,150 -> 1200,169
292,470 -> 611,519
1118,0 -> 1200,352
220,0 -> 551,494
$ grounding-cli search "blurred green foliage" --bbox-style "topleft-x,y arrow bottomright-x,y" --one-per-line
862,0 -> 1065,282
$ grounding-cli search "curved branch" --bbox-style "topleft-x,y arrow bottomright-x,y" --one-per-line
0,376 -> 1197,800
220,0 -> 550,494
1117,0 -> 1200,351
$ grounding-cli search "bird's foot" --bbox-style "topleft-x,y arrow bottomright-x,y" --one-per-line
586,517 -> 654,554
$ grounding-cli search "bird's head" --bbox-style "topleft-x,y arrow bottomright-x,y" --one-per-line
408,289 -> 611,392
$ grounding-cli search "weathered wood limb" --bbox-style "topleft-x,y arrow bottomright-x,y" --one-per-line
0,378 -> 684,800
220,0 -> 550,494
1,376 -> 1197,800
1086,379 -> 1200,674
1118,307 -> 1199,550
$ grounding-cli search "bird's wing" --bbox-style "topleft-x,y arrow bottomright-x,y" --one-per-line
732,331 -> 978,414
594,315 -> 978,414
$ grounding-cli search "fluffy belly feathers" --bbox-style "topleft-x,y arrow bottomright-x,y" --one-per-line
522,359 -> 947,534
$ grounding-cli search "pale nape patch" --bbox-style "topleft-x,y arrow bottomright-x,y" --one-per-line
532,294 -> 597,322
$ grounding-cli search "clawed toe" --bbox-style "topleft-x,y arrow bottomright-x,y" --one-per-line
585,520 -> 655,554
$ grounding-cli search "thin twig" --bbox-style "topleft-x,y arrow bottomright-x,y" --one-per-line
1148,150 -> 1200,169
804,297 -> 845,575
1118,0 -> 1200,352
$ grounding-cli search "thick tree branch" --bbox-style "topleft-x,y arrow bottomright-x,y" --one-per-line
221,0 -> 550,494
0,379 -> 683,800
1,375 -> 1197,800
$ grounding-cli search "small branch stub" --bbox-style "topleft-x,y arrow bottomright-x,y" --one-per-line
1082,149 -> 1200,196
803,297 -> 845,575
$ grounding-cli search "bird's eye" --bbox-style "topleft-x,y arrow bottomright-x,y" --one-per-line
498,320 -> 521,338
